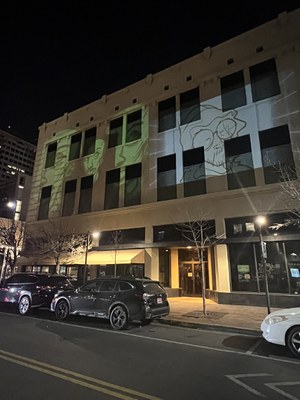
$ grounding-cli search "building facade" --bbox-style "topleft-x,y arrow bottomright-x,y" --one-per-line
23,9 -> 300,307
0,129 -> 36,221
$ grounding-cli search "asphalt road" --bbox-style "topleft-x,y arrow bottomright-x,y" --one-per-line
0,306 -> 299,400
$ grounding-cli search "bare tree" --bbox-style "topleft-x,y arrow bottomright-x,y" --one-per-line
110,230 -> 123,277
269,160 -> 300,229
0,218 -> 25,278
25,219 -> 87,274
176,213 -> 219,316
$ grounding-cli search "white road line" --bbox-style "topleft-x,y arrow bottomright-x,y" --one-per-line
1,311 -> 300,366
265,382 -> 300,400
226,374 -> 272,397
246,339 -> 263,354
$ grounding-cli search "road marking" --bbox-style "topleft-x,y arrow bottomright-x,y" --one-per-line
246,339 -> 263,354
265,382 -> 300,400
1,311 -> 300,366
0,349 -> 161,400
226,373 -> 272,397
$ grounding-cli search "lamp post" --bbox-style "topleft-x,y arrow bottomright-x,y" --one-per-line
255,215 -> 271,314
83,231 -> 100,283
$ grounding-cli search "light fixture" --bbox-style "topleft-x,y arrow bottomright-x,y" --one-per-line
83,231 -> 100,283
255,215 -> 271,314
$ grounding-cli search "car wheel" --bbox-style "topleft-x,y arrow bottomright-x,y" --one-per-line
18,296 -> 30,315
141,318 -> 153,326
55,300 -> 69,321
109,305 -> 128,330
287,326 -> 300,358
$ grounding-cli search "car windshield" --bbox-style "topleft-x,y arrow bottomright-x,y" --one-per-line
143,282 -> 165,294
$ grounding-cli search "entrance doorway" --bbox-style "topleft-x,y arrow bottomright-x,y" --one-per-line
179,249 -> 209,296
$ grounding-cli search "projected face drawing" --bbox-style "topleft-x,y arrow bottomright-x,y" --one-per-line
180,105 -> 247,175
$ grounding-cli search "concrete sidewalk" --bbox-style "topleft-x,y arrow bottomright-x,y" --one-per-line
157,297 -> 281,335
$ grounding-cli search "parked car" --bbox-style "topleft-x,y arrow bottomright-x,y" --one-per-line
260,307 -> 300,358
0,273 -> 74,315
51,276 -> 170,330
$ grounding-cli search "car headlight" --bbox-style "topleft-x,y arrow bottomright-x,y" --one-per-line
265,315 -> 288,325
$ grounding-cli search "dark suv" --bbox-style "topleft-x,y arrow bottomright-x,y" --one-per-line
51,276 -> 170,330
0,273 -> 74,315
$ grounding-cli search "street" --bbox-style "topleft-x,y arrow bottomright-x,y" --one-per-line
0,307 -> 299,400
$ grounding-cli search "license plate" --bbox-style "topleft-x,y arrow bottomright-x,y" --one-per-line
157,297 -> 163,304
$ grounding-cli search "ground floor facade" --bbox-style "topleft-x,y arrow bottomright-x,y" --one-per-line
20,185 -> 300,308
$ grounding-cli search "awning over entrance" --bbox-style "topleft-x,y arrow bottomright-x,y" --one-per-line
16,249 -> 145,266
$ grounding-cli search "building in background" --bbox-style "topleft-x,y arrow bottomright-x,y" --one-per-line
0,129 -> 36,221
22,9 -> 300,306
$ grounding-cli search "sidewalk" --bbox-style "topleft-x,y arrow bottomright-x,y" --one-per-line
157,297 -> 281,335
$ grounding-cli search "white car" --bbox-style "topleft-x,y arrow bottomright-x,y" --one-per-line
261,307 -> 300,358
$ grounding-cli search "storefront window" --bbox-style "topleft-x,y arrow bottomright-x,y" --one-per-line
229,240 -> 300,294
159,248 -> 170,287
229,243 -> 259,292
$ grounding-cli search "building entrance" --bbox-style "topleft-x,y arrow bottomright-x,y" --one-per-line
179,249 -> 209,296
180,262 -> 201,296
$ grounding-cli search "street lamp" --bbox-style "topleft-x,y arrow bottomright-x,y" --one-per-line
83,231 -> 100,283
255,215 -> 271,314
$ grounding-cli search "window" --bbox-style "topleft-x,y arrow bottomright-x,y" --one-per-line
126,110 -> 142,143
78,175 -> 93,213
225,135 -> 255,190
104,168 -> 120,209
108,117 -> 123,148
62,179 -> 77,216
45,142 -> 57,168
259,125 -> 295,184
183,147 -> 206,197
157,154 -> 176,201
221,70 -> 246,111
158,97 -> 176,132
38,186 -> 52,220
69,133 -> 82,161
100,280 -> 116,291
180,88 -> 200,125
250,58 -> 280,102
125,163 -> 141,206
83,127 -> 96,156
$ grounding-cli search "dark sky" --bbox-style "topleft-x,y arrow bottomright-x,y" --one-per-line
1,1 -> 299,145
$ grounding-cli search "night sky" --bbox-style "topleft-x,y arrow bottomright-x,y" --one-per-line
1,1 -> 299,145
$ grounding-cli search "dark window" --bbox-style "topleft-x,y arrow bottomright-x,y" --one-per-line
38,186 -> 52,220
19,176 -> 25,188
126,110 -> 142,143
180,88 -> 200,125
250,58 -> 280,102
118,281 -> 133,291
69,133 -> 82,161
108,117 -> 123,148
62,179 -> 77,216
78,175 -> 93,213
125,163 -> 141,206
83,127 -> 96,156
225,135 -> 256,189
158,97 -> 176,132
259,125 -> 295,184
104,169 -> 120,209
45,142 -> 57,168
183,147 -> 206,197
221,70 -> 246,111
100,280 -> 116,291
157,154 -> 176,201
100,227 -> 145,245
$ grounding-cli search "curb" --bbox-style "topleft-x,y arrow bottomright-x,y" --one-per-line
156,318 -> 261,336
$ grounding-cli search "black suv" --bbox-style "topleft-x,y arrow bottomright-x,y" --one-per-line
0,273 -> 74,315
51,276 -> 170,330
